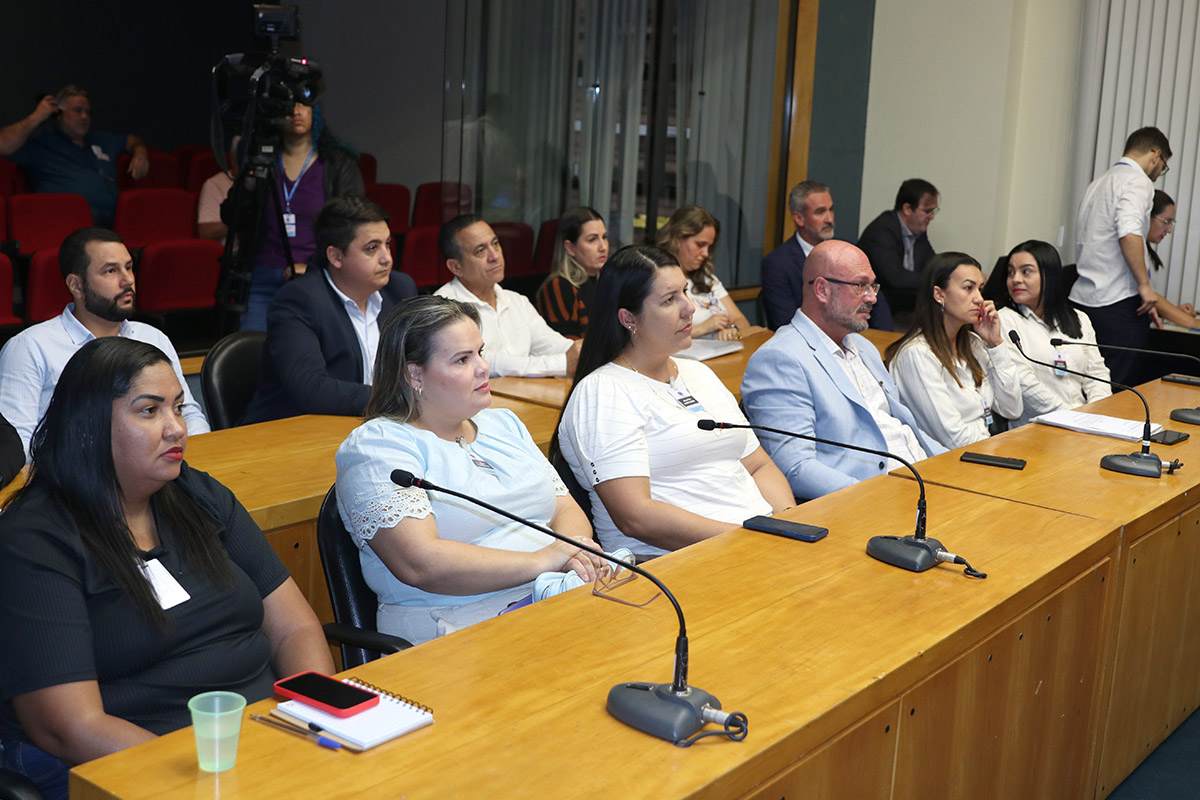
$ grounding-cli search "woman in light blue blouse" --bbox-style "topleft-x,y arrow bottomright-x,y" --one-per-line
335,296 -> 604,645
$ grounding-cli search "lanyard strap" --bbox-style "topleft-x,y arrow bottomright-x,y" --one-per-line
279,148 -> 316,212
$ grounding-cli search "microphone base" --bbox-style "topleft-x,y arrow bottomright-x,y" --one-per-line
1170,407 -> 1200,426
1100,452 -> 1162,479
607,682 -> 720,742
866,535 -> 945,572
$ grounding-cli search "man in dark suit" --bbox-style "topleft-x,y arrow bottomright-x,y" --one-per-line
242,197 -> 418,424
856,178 -> 939,318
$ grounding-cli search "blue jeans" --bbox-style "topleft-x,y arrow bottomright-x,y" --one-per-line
239,263 -> 287,331
1,739 -> 69,800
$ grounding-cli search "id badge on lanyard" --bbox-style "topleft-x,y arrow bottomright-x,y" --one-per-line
1053,349 -> 1067,377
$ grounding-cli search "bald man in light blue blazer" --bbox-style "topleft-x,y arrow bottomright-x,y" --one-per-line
742,240 -> 943,500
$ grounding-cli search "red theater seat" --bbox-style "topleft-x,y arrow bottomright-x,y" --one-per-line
367,183 -> 411,235
412,182 -> 472,227
136,239 -> 223,312
25,248 -> 72,323
492,222 -> 536,279
8,194 -> 92,256
113,189 -> 197,248
0,254 -> 22,326
116,151 -> 181,191
398,226 -> 444,289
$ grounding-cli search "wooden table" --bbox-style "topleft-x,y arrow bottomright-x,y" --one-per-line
71,476 -> 1120,799
490,330 -> 776,409
890,377 -> 1200,797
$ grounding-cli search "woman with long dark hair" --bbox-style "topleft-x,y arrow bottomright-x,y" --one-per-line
885,252 -> 1023,449
0,338 -> 331,800
335,295 -> 604,646
998,240 -> 1111,426
1145,190 -> 1198,327
657,205 -> 751,340
535,206 -> 609,337
556,245 -> 792,559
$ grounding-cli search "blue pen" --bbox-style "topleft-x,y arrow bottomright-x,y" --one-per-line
250,713 -> 342,750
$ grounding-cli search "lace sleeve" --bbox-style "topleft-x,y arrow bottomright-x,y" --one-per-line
345,483 -> 433,546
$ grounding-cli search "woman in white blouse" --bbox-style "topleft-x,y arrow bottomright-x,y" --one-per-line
335,296 -> 604,645
885,252 -> 1023,450
999,240 -> 1111,426
656,205 -> 751,341
556,245 -> 792,559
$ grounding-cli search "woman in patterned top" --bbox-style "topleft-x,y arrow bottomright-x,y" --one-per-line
536,207 -> 609,337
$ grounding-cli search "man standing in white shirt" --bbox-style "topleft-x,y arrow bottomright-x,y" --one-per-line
1070,126 -> 1172,385
435,214 -> 580,377
741,240 -> 942,500
0,228 -> 209,458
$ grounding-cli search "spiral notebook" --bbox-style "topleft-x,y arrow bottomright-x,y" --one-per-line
272,677 -> 434,751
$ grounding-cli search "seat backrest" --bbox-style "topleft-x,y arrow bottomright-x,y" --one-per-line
137,239 -> 223,312
412,182 -> 472,227
398,226 -> 445,289
317,486 -> 384,668
24,249 -> 71,323
8,194 -> 92,255
492,222 -> 536,279
172,144 -> 211,186
116,151 -> 181,191
113,188 -> 197,247
185,151 -> 228,193
199,330 -> 266,430
366,183 -> 411,235
534,219 -> 558,277
0,254 -> 23,327
358,152 -> 377,187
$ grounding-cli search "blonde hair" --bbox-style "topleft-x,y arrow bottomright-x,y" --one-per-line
550,207 -> 605,287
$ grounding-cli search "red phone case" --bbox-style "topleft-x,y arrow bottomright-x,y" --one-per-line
273,671 -> 380,718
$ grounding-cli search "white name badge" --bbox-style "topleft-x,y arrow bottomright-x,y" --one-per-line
1053,350 -> 1067,377
282,212 -> 297,238
91,144 -> 111,162
138,558 -> 191,610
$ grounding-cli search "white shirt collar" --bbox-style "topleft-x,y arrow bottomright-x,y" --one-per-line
795,232 -> 815,256
61,304 -> 132,345
322,269 -> 383,316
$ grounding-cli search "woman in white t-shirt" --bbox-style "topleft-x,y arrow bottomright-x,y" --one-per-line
657,205 -> 750,341
556,245 -> 793,558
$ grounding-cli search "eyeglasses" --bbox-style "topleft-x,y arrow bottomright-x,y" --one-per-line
808,277 -> 881,296
1154,215 -> 1176,230
918,206 -> 940,217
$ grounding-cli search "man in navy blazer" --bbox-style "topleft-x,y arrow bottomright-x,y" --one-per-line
856,178 -> 938,317
762,181 -> 893,330
742,240 -> 943,500
242,197 -> 418,424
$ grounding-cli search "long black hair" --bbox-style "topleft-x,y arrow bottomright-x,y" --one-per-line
6,338 -> 231,626
1001,240 -> 1082,339
1147,189 -> 1175,271
551,245 -> 680,460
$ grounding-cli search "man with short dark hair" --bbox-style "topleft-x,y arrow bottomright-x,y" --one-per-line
856,178 -> 939,316
0,228 -> 208,458
242,196 -> 418,423
1070,125 -> 1172,385
434,214 -> 579,377
0,87 -> 150,227
742,240 -> 941,500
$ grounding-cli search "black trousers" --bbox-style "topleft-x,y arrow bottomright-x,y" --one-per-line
1072,296 -> 1148,386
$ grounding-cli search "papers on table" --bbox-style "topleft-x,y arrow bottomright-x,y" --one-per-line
1032,409 -> 1162,442
676,339 -> 744,361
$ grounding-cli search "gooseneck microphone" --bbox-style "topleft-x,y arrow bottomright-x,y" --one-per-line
696,420 -> 985,578
389,469 -> 747,745
1049,336 -> 1200,426
1009,331 -> 1180,477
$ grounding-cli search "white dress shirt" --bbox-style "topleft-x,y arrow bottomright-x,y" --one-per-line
888,333 -> 1023,450
0,305 -> 210,459
817,328 -> 927,465
322,270 -> 382,384
685,275 -> 731,332
999,305 -> 1112,426
796,232 -> 815,257
435,278 -> 573,377
1071,156 -> 1154,308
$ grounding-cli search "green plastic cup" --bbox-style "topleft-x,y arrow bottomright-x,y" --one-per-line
188,691 -> 246,772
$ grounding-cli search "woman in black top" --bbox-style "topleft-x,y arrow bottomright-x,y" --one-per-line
0,338 -> 331,800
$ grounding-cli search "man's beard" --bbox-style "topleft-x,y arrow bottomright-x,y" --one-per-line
83,282 -> 135,322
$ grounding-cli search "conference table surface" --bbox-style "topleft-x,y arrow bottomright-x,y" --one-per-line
182,396 -> 561,532
70,475 -> 1118,799
898,376 -> 1200,537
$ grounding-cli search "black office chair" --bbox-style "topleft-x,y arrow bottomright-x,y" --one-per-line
0,768 -> 43,800
199,330 -> 266,430
316,486 -> 413,668
551,452 -> 592,524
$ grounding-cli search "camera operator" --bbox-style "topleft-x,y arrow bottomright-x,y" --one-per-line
239,100 -> 364,331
